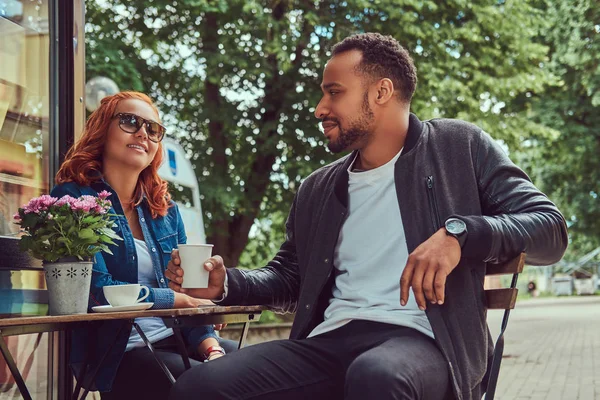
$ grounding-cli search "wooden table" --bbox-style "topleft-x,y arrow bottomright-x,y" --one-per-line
0,305 -> 265,400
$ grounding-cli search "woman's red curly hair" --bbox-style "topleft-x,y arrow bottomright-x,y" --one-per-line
55,91 -> 172,218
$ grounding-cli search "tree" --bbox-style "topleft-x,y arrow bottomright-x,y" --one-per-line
519,0 -> 599,258
86,0 -> 555,267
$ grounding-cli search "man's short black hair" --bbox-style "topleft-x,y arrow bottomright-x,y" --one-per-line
331,33 -> 417,103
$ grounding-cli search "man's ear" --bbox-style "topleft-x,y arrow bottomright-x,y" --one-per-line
375,78 -> 395,104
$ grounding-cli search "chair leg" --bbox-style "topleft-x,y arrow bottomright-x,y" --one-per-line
0,332 -> 33,400
487,272 -> 519,399
77,322 -> 130,400
173,327 -> 192,370
133,322 -> 176,384
72,363 -> 88,400
72,325 -> 97,400
485,331 -> 505,400
238,322 -> 250,349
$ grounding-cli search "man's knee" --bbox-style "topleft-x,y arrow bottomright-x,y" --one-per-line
169,363 -> 227,400
345,352 -> 418,399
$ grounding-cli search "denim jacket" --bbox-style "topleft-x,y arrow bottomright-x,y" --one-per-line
51,180 -> 215,392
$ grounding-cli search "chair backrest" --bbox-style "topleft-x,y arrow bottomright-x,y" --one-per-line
483,252 -> 526,400
485,252 -> 526,310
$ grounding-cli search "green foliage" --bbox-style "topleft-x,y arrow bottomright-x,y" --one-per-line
237,212 -> 287,268
13,194 -> 122,263
86,0 -> 558,266
256,310 -> 288,325
518,0 -> 599,258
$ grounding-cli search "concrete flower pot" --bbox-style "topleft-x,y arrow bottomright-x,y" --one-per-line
43,258 -> 92,315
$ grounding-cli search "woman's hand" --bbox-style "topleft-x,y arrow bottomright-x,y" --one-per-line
173,292 -> 215,308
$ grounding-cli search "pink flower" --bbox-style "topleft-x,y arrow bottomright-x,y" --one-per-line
98,190 -> 111,200
22,196 -> 40,214
47,214 -> 54,220
72,199 -> 92,213
22,195 -> 58,213
39,195 -> 57,208
22,199 -> 40,214
13,213 -> 21,221
78,195 -> 99,212
93,203 -> 106,214
54,195 -> 77,208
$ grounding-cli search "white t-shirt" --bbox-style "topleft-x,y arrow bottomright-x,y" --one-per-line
308,149 -> 433,339
126,238 -> 173,351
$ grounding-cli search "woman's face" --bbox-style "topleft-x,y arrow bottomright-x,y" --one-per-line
102,99 -> 161,172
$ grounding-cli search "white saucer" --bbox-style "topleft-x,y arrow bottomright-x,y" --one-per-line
92,302 -> 154,313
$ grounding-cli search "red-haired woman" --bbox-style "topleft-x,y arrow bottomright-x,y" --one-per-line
51,92 -> 231,399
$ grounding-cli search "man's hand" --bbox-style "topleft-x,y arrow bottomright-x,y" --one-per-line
400,228 -> 461,310
166,249 -> 227,300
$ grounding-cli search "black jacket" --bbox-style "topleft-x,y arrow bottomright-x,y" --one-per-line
220,114 -> 568,399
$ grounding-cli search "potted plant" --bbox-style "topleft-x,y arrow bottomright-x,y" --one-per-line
13,191 -> 122,315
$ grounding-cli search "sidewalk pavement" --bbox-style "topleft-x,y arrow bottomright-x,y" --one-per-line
488,295 -> 600,400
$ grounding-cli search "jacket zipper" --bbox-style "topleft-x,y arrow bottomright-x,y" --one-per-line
426,176 -> 442,230
426,176 -> 462,399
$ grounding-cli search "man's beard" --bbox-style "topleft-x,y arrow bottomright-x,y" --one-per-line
327,92 -> 374,154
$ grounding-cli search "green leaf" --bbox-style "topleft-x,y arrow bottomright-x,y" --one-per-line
78,229 -> 95,239
99,235 -> 117,246
99,227 -> 122,241
83,215 -> 102,224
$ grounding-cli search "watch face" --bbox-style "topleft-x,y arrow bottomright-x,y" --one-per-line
446,219 -> 466,235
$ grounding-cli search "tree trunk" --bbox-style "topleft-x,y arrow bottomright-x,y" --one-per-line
206,8 -> 313,267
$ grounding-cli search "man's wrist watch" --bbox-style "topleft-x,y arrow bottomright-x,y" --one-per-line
444,217 -> 467,248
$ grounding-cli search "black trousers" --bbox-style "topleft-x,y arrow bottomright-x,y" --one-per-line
101,335 -> 238,400
170,321 -> 453,400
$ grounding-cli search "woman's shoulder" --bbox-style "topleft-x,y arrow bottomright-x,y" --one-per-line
50,181 -> 84,197
51,181 -> 102,197
163,200 -> 180,221
167,199 -> 178,209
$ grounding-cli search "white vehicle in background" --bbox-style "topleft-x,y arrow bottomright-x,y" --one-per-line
157,138 -> 207,244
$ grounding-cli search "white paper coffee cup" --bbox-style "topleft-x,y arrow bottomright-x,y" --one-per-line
178,244 -> 213,288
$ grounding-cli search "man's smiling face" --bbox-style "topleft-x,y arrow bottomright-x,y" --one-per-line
314,50 -> 375,153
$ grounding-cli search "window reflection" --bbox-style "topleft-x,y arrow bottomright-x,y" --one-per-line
0,2 -> 51,398
0,332 -> 49,398
0,0 -> 51,237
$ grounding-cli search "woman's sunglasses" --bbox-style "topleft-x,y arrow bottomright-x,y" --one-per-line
112,113 -> 166,143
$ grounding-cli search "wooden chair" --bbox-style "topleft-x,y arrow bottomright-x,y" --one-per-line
484,252 -> 526,400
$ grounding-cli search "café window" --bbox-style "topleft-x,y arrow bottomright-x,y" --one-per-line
0,0 -> 51,238
1,1 -> 53,398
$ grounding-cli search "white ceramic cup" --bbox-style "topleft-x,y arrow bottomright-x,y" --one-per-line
103,284 -> 150,307
178,244 -> 214,289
